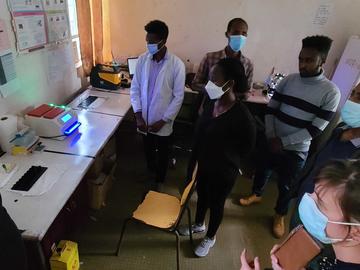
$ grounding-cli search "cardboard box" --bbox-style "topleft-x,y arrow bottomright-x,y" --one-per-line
103,135 -> 117,159
50,240 -> 79,270
88,172 -> 112,210
86,151 -> 104,179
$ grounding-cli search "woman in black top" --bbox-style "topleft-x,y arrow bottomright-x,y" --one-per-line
180,58 -> 256,257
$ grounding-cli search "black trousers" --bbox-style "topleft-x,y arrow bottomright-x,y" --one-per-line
143,133 -> 172,183
195,166 -> 238,238
252,150 -> 306,215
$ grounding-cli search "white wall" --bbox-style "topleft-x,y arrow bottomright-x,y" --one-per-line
0,2 -> 81,116
110,0 -> 360,82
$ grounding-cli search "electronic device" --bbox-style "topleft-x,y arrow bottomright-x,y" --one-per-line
274,225 -> 322,270
12,166 -> 47,191
25,104 -> 81,138
127,57 -> 138,79
90,63 -> 121,90
10,128 -> 40,154
78,96 -> 98,108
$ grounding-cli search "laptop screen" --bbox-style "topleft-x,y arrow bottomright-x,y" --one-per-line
128,58 -> 138,76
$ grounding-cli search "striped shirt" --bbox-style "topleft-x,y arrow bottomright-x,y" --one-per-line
265,71 -> 341,157
192,48 -> 254,90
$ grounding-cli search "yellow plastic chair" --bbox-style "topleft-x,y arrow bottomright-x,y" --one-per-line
115,164 -> 198,270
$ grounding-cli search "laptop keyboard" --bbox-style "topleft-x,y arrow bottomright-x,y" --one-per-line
12,166 -> 47,191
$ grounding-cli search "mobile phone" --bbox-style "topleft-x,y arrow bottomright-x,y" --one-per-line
274,225 -> 322,270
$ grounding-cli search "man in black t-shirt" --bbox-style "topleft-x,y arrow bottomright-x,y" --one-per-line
0,194 -> 28,269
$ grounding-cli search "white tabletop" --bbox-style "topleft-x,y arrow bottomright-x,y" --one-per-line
246,89 -> 270,105
90,86 -> 130,95
92,86 -> 196,95
68,89 -> 131,117
0,151 -> 93,240
41,110 -> 122,157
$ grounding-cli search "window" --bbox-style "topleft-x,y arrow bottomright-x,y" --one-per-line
67,0 -> 81,68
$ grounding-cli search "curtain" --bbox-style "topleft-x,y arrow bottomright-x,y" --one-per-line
76,0 -> 112,75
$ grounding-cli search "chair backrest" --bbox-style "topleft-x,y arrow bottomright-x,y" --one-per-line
180,163 -> 198,206
172,163 -> 198,230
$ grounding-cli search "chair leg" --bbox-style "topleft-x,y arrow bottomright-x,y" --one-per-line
115,218 -> 131,256
187,206 -> 194,246
175,230 -> 181,270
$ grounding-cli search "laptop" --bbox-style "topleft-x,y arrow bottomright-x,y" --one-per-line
127,57 -> 138,79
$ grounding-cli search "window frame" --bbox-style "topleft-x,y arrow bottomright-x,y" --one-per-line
66,0 -> 82,68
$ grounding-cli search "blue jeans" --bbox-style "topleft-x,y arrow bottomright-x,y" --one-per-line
252,150 -> 307,215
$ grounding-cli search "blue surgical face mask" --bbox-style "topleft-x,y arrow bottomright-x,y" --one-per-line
229,35 -> 246,52
341,100 -> 360,128
299,193 -> 360,244
147,40 -> 163,55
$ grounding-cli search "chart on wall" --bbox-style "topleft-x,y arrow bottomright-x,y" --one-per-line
8,0 -> 70,52
8,0 -> 47,51
0,19 -> 19,98
43,0 -> 69,43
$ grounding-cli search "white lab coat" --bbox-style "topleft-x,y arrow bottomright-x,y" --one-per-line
130,51 -> 185,136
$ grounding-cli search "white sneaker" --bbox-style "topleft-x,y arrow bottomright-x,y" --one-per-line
177,223 -> 206,236
194,236 -> 216,257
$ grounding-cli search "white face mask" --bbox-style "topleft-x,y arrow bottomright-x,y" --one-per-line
205,80 -> 230,100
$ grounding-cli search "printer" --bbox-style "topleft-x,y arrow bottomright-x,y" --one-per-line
90,63 -> 122,90
25,104 -> 81,137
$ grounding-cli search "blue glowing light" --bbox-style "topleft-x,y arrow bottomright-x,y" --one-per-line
64,122 -> 81,135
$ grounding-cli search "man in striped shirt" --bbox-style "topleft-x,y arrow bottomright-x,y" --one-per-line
240,36 -> 340,238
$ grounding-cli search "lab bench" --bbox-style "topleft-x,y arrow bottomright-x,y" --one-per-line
0,87 -> 132,270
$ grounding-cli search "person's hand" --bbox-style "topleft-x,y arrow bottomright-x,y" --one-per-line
350,225 -> 360,242
268,137 -> 283,153
340,128 -> 360,141
148,120 -> 166,133
135,116 -> 147,132
135,112 -> 147,132
270,245 -> 283,270
240,249 -> 260,270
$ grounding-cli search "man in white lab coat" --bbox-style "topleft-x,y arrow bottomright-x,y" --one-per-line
130,20 -> 185,189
